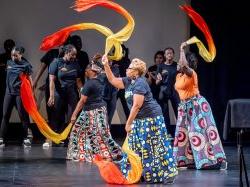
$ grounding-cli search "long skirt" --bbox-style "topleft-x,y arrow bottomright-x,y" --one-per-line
67,106 -> 122,162
173,95 -> 226,169
127,115 -> 178,183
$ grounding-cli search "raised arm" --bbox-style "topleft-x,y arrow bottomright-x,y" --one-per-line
102,55 -> 125,89
179,42 -> 193,77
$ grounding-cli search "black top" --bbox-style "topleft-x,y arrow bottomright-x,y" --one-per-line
157,62 -> 178,96
81,78 -> 106,111
49,58 -> 81,90
99,64 -> 119,100
6,59 -> 32,95
122,77 -> 162,119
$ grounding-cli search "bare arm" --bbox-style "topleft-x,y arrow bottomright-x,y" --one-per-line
76,78 -> 83,90
70,95 -> 87,124
102,55 -> 125,89
47,75 -> 56,107
28,75 -> 34,88
33,63 -> 47,89
125,94 -> 144,132
179,42 -> 193,77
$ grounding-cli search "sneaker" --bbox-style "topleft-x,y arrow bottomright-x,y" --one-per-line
42,140 -> 52,148
23,139 -> 31,148
163,176 -> 176,184
220,161 -> 228,170
0,139 -> 5,148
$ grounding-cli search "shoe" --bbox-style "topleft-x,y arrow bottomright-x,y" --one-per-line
23,139 -> 31,148
42,140 -> 52,148
163,176 -> 176,184
220,161 -> 228,170
0,139 -> 5,148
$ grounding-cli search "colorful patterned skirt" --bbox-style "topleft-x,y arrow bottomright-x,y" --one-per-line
127,115 -> 178,183
173,95 -> 226,169
67,106 -> 122,162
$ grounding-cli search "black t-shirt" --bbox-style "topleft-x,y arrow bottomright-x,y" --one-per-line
157,62 -> 178,93
6,59 -> 32,95
49,58 -> 81,89
122,77 -> 162,119
81,78 -> 106,111
98,64 -> 119,100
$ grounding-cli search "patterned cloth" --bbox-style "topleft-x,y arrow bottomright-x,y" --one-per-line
127,115 -> 178,183
67,106 -> 122,162
173,95 -> 226,169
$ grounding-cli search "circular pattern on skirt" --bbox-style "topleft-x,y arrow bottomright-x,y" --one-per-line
176,127 -> 188,147
189,132 -> 205,151
201,102 -> 210,113
198,117 -> 207,129
204,143 -> 215,160
206,126 -> 220,145
185,144 -> 194,160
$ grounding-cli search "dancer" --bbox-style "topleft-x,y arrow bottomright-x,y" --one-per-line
101,55 -> 177,184
173,42 -> 227,169
0,46 -> 32,148
67,63 -> 122,162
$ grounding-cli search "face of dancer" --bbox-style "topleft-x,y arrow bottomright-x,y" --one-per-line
64,48 -> 77,62
155,54 -> 164,65
11,50 -> 22,62
85,68 -> 96,78
126,61 -> 139,79
164,49 -> 174,62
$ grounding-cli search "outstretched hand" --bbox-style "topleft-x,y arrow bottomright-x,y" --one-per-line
101,55 -> 109,65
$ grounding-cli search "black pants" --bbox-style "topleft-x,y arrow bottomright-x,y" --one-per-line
0,90 -> 5,128
50,87 -> 79,133
159,91 -> 180,136
0,94 -> 30,140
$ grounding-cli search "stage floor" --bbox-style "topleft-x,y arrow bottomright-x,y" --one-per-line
0,145 -> 249,187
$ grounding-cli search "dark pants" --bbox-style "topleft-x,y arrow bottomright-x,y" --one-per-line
104,92 -> 118,126
117,89 -> 130,119
159,91 -> 180,136
0,90 -> 5,128
50,87 -> 79,133
0,93 -> 30,140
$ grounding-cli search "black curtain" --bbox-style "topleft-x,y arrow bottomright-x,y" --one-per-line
190,0 -> 250,138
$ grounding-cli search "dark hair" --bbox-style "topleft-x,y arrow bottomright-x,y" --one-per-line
4,39 -> 15,51
186,52 -> 198,70
13,46 -> 25,54
70,35 -> 82,50
164,47 -> 175,54
59,44 -> 76,57
154,50 -> 165,62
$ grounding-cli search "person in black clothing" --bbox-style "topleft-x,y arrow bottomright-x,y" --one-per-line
156,47 -> 180,136
0,46 -> 32,148
0,39 -> 16,126
33,37 -> 70,147
146,50 -> 164,102
69,35 -> 89,84
48,44 -> 82,138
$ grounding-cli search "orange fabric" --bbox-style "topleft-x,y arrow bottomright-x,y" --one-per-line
175,70 -> 199,100
93,136 -> 142,184
20,74 -> 73,144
